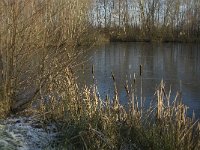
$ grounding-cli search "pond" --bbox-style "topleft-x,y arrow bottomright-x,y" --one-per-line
77,42 -> 200,118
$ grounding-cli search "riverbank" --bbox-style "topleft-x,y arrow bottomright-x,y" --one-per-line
0,1 -> 199,149
32,78 -> 200,149
103,28 -> 200,43
0,68 -> 199,149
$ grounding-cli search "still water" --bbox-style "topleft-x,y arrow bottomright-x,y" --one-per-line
78,42 -> 200,117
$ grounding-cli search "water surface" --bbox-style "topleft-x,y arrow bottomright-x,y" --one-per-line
77,42 -> 200,117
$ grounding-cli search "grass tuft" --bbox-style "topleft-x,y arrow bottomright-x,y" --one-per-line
36,71 -> 200,149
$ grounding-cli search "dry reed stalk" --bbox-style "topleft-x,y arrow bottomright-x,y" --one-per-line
38,76 -> 200,149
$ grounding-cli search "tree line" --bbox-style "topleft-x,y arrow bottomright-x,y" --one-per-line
91,0 -> 200,42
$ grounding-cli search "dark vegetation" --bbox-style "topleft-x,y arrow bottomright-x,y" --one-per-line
0,0 -> 200,149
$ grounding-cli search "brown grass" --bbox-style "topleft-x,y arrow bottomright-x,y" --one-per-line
0,1 -> 199,149
35,70 -> 200,149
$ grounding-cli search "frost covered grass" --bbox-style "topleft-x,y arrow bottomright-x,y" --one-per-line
0,117 -> 57,150
0,0 -> 199,149
36,71 -> 200,150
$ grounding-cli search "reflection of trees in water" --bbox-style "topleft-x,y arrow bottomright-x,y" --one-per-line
78,43 -> 200,116
87,42 -> 200,82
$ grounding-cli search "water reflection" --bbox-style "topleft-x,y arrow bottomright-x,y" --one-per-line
77,42 -> 200,117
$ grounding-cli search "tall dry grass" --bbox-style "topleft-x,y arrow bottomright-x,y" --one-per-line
0,0 -> 99,117
0,1 -> 199,149
36,70 -> 200,149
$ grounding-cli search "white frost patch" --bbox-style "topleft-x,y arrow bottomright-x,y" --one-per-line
0,117 -> 57,150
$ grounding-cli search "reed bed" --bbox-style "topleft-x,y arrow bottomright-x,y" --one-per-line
0,1 -> 199,149
36,69 -> 200,150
